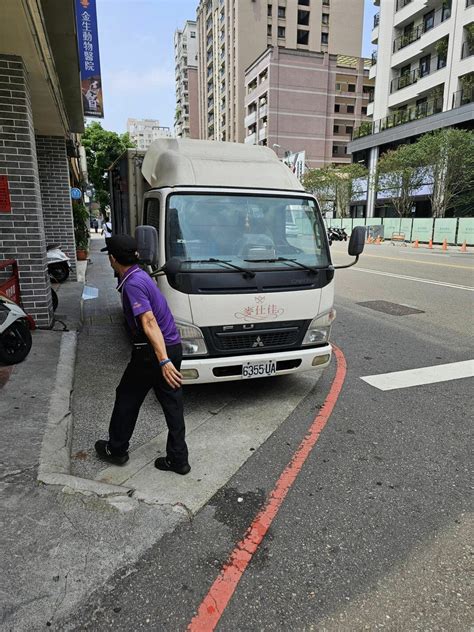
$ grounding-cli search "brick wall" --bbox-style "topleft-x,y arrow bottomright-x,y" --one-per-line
0,55 -> 53,327
36,135 -> 78,280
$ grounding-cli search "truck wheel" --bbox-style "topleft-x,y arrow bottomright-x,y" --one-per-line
0,320 -> 32,365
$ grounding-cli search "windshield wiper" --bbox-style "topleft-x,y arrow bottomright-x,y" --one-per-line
183,258 -> 256,278
243,257 -> 321,274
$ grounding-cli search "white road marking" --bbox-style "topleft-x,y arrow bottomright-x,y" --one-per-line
350,267 -> 474,292
362,360 -> 474,391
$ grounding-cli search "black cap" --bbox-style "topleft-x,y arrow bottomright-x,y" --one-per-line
101,235 -> 139,265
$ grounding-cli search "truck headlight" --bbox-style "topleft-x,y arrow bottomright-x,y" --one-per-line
176,321 -> 208,356
302,309 -> 336,346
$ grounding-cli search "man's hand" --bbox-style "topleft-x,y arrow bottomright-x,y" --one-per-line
161,360 -> 183,389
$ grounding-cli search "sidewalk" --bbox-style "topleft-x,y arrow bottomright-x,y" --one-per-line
0,235 -> 183,632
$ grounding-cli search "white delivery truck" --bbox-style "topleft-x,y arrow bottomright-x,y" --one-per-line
109,139 -> 365,384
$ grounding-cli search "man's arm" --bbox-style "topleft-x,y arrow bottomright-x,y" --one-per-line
139,310 -> 182,389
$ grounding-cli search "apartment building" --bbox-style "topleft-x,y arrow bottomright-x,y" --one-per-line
174,21 -> 199,138
127,118 -> 173,150
244,48 -> 374,169
349,0 -> 474,217
196,0 -> 364,143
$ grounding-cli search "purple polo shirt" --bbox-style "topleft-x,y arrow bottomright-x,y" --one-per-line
120,265 -> 180,346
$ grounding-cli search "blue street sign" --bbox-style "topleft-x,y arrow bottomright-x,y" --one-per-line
71,188 -> 82,200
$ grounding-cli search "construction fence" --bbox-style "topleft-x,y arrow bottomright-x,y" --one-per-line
324,217 -> 474,245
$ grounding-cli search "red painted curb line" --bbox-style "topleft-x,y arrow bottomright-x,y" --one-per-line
187,344 -> 347,632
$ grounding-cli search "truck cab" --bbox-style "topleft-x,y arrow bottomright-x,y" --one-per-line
112,139 -> 363,384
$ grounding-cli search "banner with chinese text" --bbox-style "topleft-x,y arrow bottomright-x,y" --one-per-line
75,0 -> 104,118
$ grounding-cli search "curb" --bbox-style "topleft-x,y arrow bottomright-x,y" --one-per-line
37,329 -> 135,501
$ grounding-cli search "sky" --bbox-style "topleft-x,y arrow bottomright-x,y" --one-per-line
94,0 -> 377,134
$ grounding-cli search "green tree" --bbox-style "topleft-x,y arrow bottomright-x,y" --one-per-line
415,128 -> 474,217
81,122 -> 135,213
375,143 -> 427,217
303,163 -> 367,217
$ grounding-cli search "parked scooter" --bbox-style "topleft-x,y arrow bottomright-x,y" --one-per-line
47,244 -> 71,283
327,227 -> 348,245
0,295 -> 33,364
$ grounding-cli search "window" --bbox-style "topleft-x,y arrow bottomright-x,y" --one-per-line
278,6 -> 286,18
268,3 -> 272,16
335,82 -> 341,91
332,145 -> 339,155
297,29 -> 309,45
298,0 -> 310,5
423,10 -> 434,32
298,10 -> 310,26
442,0 -> 451,21
347,104 -> 354,113
278,25 -> 286,38
321,32 -> 329,45
267,24 -> 272,36
322,0 -> 329,5
322,13 -> 329,24
348,84 -> 356,92
419,54 -> 430,78
361,106 -> 367,115
346,125 -> 353,135
144,198 -> 160,231
333,124 -> 339,133
190,32 -> 196,38
334,103 -> 340,112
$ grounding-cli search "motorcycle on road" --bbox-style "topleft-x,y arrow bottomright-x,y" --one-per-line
47,245 -> 71,283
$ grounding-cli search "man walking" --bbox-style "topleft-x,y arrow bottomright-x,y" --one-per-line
95,234 -> 190,475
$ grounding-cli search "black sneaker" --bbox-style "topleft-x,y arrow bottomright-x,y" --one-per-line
154,457 -> 191,475
94,440 -> 129,466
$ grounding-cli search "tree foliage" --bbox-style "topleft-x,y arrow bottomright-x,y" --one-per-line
415,128 -> 474,218
81,122 -> 135,213
375,143 -> 427,217
303,163 -> 367,217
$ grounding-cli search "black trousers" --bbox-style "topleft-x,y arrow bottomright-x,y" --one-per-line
108,343 -> 189,465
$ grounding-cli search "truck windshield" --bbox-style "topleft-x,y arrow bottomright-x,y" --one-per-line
166,194 -> 329,271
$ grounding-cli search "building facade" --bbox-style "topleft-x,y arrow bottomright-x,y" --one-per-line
127,118 -> 173,150
174,21 -> 199,138
196,0 -> 364,143
349,0 -> 474,217
244,48 -> 374,168
0,0 -> 85,327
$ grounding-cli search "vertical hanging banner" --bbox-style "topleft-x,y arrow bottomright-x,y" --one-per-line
75,0 -> 104,118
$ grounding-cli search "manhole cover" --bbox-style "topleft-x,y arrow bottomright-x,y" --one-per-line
357,300 -> 424,316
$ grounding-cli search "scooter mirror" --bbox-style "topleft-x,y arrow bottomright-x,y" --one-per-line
348,226 -> 366,257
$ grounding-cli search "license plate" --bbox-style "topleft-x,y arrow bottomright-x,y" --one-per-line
242,360 -> 277,379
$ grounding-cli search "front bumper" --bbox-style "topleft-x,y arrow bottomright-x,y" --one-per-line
181,344 -> 332,384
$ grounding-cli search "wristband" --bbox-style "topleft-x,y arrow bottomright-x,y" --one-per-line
159,358 -> 171,367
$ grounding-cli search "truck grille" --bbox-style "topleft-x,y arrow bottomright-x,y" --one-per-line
205,321 -> 309,355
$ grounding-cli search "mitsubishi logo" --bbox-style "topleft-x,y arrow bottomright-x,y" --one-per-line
252,336 -> 264,348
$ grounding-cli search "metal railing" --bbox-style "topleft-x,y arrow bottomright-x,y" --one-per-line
352,95 -> 444,140
393,24 -> 423,52
452,87 -> 473,108
461,41 -> 474,59
390,68 -> 420,93
396,0 -> 412,11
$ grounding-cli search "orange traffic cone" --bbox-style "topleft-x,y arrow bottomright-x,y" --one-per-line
428,239 -> 433,249
413,239 -> 419,248
442,238 -> 448,251
460,240 -> 467,253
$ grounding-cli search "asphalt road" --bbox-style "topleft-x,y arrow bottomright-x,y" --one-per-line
64,241 -> 473,631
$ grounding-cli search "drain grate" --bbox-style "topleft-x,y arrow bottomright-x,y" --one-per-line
357,300 -> 425,316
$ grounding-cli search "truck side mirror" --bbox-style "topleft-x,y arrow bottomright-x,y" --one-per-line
135,225 -> 158,266
348,226 -> 366,257
161,257 -> 182,276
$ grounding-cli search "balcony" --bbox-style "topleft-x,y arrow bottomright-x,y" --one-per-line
390,68 -> 419,93
259,104 -> 268,118
259,127 -> 267,141
396,0 -> 412,10
371,50 -> 377,66
452,87 -> 473,108
244,110 -> 257,127
352,94 -> 443,139
244,132 -> 256,145
373,13 -> 379,27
